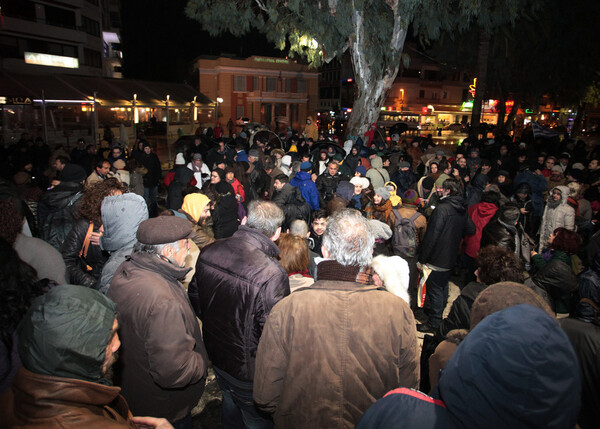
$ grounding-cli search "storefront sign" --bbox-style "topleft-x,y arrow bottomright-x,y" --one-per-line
0,96 -> 33,105
24,52 -> 79,69
254,57 -> 290,64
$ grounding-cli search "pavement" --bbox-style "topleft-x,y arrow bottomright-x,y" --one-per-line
189,280 -> 462,428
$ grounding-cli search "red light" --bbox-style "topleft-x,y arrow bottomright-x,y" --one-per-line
347,108 -> 352,112
346,78 -> 353,82
505,100 -> 514,107
422,106 -> 428,114
386,136 -> 391,141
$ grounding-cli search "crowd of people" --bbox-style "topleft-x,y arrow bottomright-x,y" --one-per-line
0,122 -> 599,429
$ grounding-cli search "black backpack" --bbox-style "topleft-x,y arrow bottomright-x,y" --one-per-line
392,210 -> 421,258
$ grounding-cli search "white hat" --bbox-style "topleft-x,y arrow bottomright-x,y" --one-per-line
175,153 -> 185,165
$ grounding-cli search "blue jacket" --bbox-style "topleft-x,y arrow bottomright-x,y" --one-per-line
290,171 -> 320,210
514,170 -> 548,217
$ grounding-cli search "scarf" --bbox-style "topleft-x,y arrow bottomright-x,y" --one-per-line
317,260 -> 376,285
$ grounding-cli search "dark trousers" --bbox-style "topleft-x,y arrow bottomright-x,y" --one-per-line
425,269 -> 451,329
213,367 -> 273,429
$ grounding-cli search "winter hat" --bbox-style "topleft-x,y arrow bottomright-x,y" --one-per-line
402,189 -> 419,207
355,165 -> 367,176
136,216 -> 193,245
551,165 -> 563,173
398,161 -> 411,170
271,148 -> 285,158
422,176 -> 435,192
300,161 -> 313,171
496,170 -> 509,178
571,162 -> 585,171
235,151 -> 249,162
350,176 -> 363,187
181,193 -> 211,223
175,153 -> 186,165
248,149 -> 259,158
436,150 -> 445,156
60,164 -> 87,183
375,187 -> 391,201
192,153 -> 203,161
281,155 -> 292,168
469,282 -> 554,329
371,254 -> 409,304
335,181 -> 354,201
332,153 -> 344,163
142,141 -> 152,149
368,220 -> 393,241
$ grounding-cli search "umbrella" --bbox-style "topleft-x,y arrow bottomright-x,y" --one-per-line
389,122 -> 409,135
249,129 -> 284,149
310,141 -> 346,160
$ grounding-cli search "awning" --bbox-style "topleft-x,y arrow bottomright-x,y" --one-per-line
0,71 -> 213,108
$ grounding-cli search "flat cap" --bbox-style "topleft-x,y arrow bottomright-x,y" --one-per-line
136,216 -> 193,245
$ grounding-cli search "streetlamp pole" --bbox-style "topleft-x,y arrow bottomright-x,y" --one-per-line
215,97 -> 223,127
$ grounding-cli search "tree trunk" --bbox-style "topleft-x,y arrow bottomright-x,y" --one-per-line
496,96 -> 507,136
504,100 -> 520,134
571,103 -> 586,137
346,2 -> 409,137
469,30 -> 490,139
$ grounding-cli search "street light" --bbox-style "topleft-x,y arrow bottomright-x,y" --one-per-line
215,97 -> 223,126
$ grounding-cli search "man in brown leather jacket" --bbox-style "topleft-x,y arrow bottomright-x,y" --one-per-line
254,209 -> 419,429
1,285 -> 172,428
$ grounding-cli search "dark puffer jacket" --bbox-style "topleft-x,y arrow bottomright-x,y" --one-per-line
272,183 -> 311,230
525,256 -> 577,313
38,181 -> 83,250
60,219 -> 108,288
189,226 -> 289,382
419,195 -> 476,270
166,166 -> 195,210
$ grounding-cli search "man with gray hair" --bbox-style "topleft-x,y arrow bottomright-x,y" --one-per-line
189,200 -> 290,429
108,216 -> 208,429
253,208 -> 419,429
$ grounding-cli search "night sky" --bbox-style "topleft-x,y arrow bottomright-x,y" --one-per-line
120,0 -> 281,85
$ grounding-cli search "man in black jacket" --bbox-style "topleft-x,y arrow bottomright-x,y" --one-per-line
139,141 -> 161,217
189,200 -> 290,429
315,160 -> 340,207
418,178 -> 475,333
272,174 -> 311,230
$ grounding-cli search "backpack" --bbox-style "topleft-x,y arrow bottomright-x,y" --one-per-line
392,209 -> 421,258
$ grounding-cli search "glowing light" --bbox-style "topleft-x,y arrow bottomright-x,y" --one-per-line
25,52 -> 79,68
461,101 -> 474,110
469,78 -> 477,97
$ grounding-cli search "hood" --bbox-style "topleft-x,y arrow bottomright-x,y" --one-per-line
343,140 -> 353,155
17,285 -> 117,386
471,173 -> 490,190
101,194 -> 149,251
551,185 -> 570,205
307,115 -> 313,121
174,165 -> 194,183
371,156 -> 383,168
441,195 -> 468,214
472,201 -> 498,218
438,304 -> 580,429
292,170 -> 311,181
336,181 -> 354,201
433,173 -> 451,189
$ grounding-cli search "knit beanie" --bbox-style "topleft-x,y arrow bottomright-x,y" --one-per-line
402,189 -> 419,207
175,153 -> 186,165
375,187 -> 391,201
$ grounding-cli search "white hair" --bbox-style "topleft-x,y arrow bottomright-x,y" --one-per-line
322,209 -> 374,267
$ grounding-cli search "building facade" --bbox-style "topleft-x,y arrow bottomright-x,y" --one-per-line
196,55 -> 319,132
0,0 -> 123,78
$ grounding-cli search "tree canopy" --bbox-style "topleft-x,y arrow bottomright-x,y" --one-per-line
186,0 -> 541,135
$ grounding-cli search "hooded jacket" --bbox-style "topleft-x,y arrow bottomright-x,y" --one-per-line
436,305 -> 581,429
539,185 -> 575,252
290,170 -> 320,210
366,156 -> 390,190
98,194 -> 149,294
419,195 -> 476,270
513,169 -> 548,217
108,253 -> 208,421
272,183 -> 311,230
464,202 -> 498,258
3,285 -> 136,428
525,255 -> 577,313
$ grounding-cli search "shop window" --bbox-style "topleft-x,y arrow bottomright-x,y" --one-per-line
266,77 -> 276,92
297,78 -> 306,93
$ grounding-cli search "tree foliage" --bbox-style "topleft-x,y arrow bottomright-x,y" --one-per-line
186,0 -> 541,135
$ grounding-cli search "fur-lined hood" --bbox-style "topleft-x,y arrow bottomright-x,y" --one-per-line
371,255 -> 410,304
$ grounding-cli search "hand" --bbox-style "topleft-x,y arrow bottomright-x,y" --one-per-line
132,416 -> 174,429
531,250 -> 537,256
520,208 -> 529,214
90,229 -> 103,246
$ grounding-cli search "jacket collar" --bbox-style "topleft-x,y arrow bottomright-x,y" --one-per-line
316,260 -> 377,286
129,251 -> 191,280
233,225 -> 280,258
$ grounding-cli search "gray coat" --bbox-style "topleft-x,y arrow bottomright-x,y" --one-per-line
98,194 -> 148,294
539,185 -> 575,252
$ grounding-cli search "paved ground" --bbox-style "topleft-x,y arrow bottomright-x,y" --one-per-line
190,281 -> 462,428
